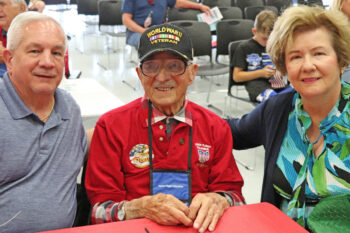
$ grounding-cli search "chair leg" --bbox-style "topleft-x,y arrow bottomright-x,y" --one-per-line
235,148 -> 257,171
206,76 -> 223,115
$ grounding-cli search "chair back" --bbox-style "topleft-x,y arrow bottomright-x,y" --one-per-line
202,0 -> 231,7
167,8 -> 201,21
98,0 -> 123,28
219,6 -> 243,19
216,19 -> 253,61
234,0 -> 264,12
170,20 -> 212,59
228,40 -> 245,96
77,0 -> 98,15
244,5 -> 278,20
264,0 -> 292,14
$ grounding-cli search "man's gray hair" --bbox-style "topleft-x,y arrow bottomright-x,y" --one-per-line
7,11 -> 67,51
10,0 -> 27,6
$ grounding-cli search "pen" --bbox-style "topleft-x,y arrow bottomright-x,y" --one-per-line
145,227 -> 150,233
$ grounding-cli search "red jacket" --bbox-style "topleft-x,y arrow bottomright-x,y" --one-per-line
86,98 -> 244,206
0,27 -> 6,47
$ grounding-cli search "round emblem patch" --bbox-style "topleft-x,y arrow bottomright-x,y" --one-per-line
129,144 -> 154,168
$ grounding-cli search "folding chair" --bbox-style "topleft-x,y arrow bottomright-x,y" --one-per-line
202,0 -> 231,7
97,0 -> 126,70
244,5 -> 279,20
76,0 -> 98,24
215,19 -> 254,63
219,6 -> 243,19
233,0 -> 264,12
170,20 -> 229,115
167,8 -> 201,21
76,0 -> 99,53
226,40 -> 258,170
264,0 -> 293,14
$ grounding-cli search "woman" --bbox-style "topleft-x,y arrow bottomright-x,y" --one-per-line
226,5 -> 350,229
331,0 -> 350,82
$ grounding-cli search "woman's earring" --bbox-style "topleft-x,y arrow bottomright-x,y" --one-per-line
341,67 -> 345,74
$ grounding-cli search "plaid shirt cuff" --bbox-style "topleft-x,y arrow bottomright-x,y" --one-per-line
91,201 -> 119,224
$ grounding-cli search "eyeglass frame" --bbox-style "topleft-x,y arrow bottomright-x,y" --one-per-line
139,58 -> 192,78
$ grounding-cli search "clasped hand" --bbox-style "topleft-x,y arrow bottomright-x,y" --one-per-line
141,192 -> 229,232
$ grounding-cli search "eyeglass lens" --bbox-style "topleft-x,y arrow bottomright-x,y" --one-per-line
141,59 -> 187,77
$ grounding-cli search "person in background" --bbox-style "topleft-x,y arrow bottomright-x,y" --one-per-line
0,12 -> 88,232
26,0 -> 45,12
232,10 -> 289,103
121,0 -> 211,49
226,5 -> 350,230
331,0 -> 350,82
85,23 -> 244,233
0,0 -> 26,77
0,0 -> 74,79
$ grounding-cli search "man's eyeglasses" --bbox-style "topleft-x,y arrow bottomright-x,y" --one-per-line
140,59 -> 191,77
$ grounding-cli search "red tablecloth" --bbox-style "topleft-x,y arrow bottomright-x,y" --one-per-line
39,202 -> 308,233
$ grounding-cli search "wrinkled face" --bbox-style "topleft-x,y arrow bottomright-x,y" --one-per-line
341,0 -> 350,20
4,20 -> 66,98
0,0 -> 25,31
136,51 -> 197,114
253,28 -> 270,47
285,27 -> 341,99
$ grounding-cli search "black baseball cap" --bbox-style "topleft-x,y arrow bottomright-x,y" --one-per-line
138,23 -> 194,62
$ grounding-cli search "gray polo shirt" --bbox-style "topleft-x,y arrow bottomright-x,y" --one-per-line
0,73 -> 87,233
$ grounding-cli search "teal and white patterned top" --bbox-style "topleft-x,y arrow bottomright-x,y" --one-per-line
273,81 -> 350,227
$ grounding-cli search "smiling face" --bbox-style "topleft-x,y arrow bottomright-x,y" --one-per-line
4,19 -> 66,99
136,51 -> 197,115
0,0 -> 26,31
285,27 -> 342,100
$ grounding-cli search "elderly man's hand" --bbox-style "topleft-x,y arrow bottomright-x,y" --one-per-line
188,192 -> 230,232
128,193 -> 193,226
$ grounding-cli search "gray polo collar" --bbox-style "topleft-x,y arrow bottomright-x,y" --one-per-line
0,73 -> 70,120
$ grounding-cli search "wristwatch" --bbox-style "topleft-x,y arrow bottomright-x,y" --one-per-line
216,192 -> 234,207
117,201 -> 126,221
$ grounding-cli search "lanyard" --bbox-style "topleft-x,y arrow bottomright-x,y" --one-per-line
147,101 -> 192,192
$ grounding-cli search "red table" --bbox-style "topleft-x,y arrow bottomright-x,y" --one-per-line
39,202 -> 308,233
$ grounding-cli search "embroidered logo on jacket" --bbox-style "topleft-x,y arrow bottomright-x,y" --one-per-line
195,143 -> 211,164
129,144 -> 154,168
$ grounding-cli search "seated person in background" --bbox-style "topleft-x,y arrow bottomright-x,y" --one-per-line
0,0 -> 72,79
232,10 -> 290,103
85,23 -> 244,233
0,12 -> 88,232
0,0 -> 26,77
226,5 -> 350,230
121,0 -> 210,49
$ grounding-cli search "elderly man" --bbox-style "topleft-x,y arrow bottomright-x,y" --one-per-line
0,12 -> 87,233
85,23 -> 244,233
122,0 -> 210,49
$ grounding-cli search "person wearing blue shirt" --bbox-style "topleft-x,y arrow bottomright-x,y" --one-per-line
121,0 -> 210,49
